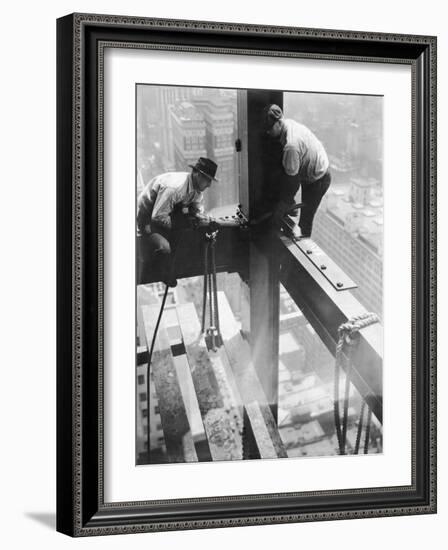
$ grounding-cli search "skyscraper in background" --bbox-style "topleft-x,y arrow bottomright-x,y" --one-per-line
192,91 -> 238,208
169,101 -> 207,170
137,85 -> 239,211
312,179 -> 383,317
156,86 -> 203,172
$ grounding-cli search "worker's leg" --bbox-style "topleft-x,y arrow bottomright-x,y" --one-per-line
278,172 -> 301,207
137,232 -> 173,285
137,235 -> 151,284
299,171 -> 331,238
271,172 -> 300,227
148,233 -> 177,286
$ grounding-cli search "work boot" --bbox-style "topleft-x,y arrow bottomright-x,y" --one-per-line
161,266 -> 177,288
289,224 -> 311,240
289,206 -> 301,218
162,275 -> 178,288
291,224 -> 302,240
155,250 -> 177,287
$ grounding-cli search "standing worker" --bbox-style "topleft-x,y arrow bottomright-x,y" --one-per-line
136,157 -> 219,287
263,104 -> 331,238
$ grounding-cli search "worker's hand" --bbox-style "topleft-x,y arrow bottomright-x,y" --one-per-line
208,217 -> 220,232
250,212 -> 273,226
188,216 -> 201,230
193,216 -> 220,229
272,201 -> 290,227
144,224 -> 151,235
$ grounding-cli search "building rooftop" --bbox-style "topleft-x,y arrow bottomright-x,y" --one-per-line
323,180 -> 383,253
170,101 -> 204,122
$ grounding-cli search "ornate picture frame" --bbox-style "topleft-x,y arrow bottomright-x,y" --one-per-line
56,13 -> 436,536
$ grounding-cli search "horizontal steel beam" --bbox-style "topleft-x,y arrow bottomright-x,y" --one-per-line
278,235 -> 383,423
142,226 -> 249,285
282,215 -> 357,291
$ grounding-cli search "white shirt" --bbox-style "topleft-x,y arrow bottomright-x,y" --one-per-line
137,172 -> 204,233
280,119 -> 329,182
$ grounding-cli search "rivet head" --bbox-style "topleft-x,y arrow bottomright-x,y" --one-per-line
306,250 -> 312,255
336,282 -> 343,288
320,265 -> 327,270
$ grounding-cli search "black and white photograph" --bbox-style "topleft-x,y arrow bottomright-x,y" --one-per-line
0,0 -> 442,544
52,7 -> 436,539
135,84 -> 384,466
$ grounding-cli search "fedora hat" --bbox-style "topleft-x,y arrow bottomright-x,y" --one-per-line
188,157 -> 219,182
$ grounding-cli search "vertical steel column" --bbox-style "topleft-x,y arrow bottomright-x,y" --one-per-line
237,90 -> 283,421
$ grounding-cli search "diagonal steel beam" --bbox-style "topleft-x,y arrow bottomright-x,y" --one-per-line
278,235 -> 383,423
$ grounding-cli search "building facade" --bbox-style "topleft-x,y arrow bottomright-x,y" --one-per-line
312,179 -> 383,317
169,101 -> 208,173
192,94 -> 238,209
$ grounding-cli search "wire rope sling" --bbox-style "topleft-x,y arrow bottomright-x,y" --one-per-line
333,312 -> 380,455
201,228 -> 223,351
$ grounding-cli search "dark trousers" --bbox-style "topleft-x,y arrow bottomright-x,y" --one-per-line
137,209 -> 190,285
137,231 -> 173,285
299,171 -> 331,237
269,168 -> 331,237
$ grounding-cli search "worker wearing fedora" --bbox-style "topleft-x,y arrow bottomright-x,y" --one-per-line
137,157 -> 219,287
263,104 -> 331,238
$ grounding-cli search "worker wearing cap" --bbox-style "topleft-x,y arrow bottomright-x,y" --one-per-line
137,157 -> 219,286
263,104 -> 331,238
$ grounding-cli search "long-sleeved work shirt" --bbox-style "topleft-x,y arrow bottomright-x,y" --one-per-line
280,119 -> 329,182
137,171 -> 205,235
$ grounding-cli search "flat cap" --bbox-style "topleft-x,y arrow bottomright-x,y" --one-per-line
263,104 -> 284,129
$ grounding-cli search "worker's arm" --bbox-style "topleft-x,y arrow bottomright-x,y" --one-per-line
187,194 -> 215,226
151,184 -> 179,231
136,180 -> 158,234
282,145 -> 301,177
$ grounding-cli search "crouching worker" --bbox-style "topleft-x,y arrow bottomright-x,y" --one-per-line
137,157 -> 219,287
263,104 -> 331,239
